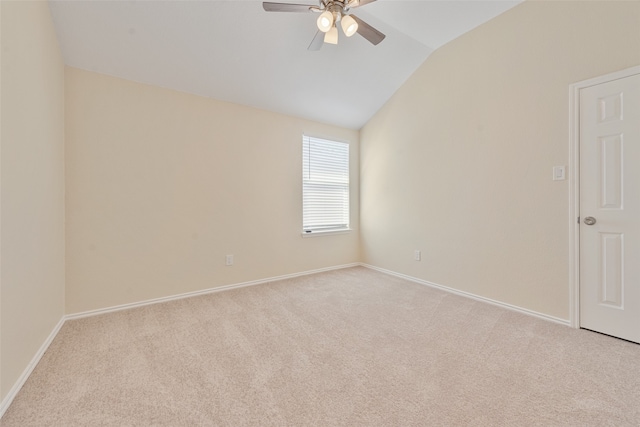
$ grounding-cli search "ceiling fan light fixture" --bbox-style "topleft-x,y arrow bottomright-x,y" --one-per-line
317,10 -> 334,32
262,0 -> 386,49
324,25 -> 338,44
341,14 -> 358,37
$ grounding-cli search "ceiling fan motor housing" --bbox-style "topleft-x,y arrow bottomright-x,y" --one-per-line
326,2 -> 345,22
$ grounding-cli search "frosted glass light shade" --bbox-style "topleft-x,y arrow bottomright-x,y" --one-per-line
317,11 -> 333,33
341,15 -> 358,37
324,26 -> 338,44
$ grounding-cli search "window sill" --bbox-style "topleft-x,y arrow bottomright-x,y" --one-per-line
301,228 -> 352,238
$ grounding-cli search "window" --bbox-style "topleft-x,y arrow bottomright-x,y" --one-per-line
302,136 -> 350,234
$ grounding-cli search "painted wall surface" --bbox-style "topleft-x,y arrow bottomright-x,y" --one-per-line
0,1 -> 66,400
65,68 -> 360,314
360,1 -> 640,320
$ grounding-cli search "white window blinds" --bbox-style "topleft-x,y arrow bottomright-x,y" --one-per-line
302,136 -> 350,233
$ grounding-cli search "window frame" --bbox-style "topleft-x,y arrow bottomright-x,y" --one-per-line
301,135 -> 351,237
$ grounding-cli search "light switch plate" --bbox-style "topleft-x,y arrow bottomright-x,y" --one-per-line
553,166 -> 566,181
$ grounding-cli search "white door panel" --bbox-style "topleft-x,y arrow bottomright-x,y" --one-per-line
580,73 -> 640,343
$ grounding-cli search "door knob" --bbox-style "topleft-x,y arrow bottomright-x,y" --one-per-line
583,216 -> 597,226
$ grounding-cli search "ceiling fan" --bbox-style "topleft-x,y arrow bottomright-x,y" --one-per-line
262,0 -> 385,50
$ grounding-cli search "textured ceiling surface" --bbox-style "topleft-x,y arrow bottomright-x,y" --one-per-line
49,0 -> 521,129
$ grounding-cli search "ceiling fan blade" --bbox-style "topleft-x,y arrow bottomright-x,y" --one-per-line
351,15 -> 385,45
348,0 -> 377,8
308,30 -> 324,51
263,2 -> 315,12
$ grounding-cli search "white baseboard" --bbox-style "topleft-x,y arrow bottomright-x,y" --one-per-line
360,263 -> 571,326
65,263 -> 360,321
0,316 -> 65,418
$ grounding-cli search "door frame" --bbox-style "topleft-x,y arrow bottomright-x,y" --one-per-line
568,65 -> 640,329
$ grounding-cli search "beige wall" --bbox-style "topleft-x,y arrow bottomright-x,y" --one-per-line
360,1 -> 640,320
65,68 -> 359,314
0,1 -> 66,401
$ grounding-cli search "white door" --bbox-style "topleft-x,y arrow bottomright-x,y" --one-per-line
579,73 -> 640,343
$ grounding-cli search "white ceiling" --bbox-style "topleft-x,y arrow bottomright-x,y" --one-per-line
49,0 -> 521,129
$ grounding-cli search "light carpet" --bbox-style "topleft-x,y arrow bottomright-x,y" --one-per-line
2,266 -> 639,426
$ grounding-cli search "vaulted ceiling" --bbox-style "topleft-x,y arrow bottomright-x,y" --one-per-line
49,0 -> 521,129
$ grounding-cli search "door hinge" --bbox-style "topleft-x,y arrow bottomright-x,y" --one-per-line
577,216 -> 580,224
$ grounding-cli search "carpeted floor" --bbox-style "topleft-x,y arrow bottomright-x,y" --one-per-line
2,266 -> 640,426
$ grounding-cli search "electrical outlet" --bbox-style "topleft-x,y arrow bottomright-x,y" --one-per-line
225,254 -> 234,266
414,250 -> 421,261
